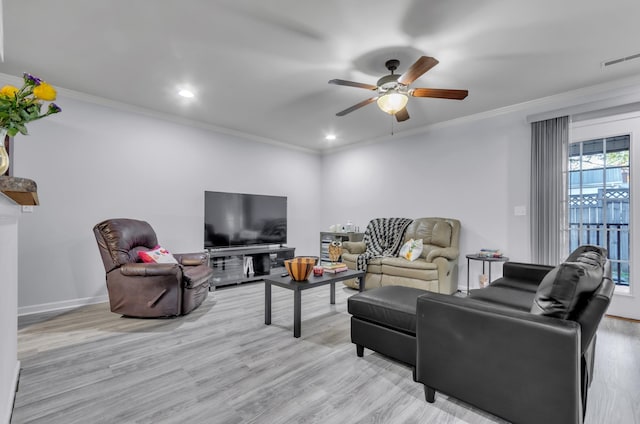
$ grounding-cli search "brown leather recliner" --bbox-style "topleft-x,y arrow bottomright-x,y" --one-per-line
93,218 -> 213,317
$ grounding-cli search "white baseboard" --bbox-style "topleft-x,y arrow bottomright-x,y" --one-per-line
3,360 -> 20,424
18,295 -> 109,316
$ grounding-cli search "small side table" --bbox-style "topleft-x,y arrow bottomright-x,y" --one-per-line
466,254 -> 509,294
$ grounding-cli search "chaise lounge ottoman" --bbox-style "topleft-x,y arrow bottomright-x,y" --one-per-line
347,285 -> 426,367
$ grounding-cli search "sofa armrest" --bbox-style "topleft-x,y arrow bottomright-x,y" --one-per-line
424,246 -> 459,262
502,261 -> 554,283
182,263 -> 214,288
174,252 -> 208,266
343,241 -> 366,254
120,263 -> 182,277
416,292 -> 582,424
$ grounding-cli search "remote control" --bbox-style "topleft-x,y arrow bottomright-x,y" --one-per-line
280,272 -> 289,277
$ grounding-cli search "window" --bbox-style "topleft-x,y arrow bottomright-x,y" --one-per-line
568,135 -> 630,288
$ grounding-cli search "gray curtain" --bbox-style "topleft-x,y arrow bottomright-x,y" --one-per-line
530,116 -> 569,265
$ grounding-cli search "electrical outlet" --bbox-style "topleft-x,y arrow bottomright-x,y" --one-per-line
514,206 -> 526,216
21,205 -> 34,213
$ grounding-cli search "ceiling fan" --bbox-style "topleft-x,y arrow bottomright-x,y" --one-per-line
328,56 -> 468,122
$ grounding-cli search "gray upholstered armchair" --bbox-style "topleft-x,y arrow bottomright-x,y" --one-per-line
93,218 -> 213,317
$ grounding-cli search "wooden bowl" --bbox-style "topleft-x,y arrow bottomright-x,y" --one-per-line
284,257 -> 317,281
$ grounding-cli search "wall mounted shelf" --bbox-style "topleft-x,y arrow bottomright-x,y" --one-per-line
0,176 -> 39,206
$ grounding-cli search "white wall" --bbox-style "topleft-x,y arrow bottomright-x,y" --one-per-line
0,198 -> 19,424
321,111 -> 531,290
8,74 -> 640,308
12,95 -> 322,312
322,77 -> 640,293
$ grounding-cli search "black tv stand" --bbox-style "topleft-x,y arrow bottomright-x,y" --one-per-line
207,246 -> 295,288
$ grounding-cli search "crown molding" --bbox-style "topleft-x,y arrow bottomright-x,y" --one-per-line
4,72 -> 640,157
323,74 -> 640,155
0,73 -> 319,156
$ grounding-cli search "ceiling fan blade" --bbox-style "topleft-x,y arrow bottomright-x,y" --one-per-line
411,88 -> 469,100
328,79 -> 378,90
397,56 -> 439,85
336,97 -> 378,116
395,107 -> 410,122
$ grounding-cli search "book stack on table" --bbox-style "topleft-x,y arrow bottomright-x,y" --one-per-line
323,262 -> 349,273
477,248 -> 503,258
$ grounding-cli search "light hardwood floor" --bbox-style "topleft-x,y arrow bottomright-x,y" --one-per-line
12,282 -> 640,424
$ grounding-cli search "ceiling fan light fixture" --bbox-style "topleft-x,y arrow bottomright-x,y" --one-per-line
377,90 -> 408,115
329,56 -> 467,120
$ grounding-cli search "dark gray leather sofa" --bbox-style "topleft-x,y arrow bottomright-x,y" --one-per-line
349,245 -> 613,424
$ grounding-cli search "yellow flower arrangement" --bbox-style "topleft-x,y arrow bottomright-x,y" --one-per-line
0,85 -> 18,98
0,73 -> 61,137
33,82 -> 57,101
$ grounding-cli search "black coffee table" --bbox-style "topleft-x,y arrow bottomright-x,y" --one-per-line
263,269 -> 365,338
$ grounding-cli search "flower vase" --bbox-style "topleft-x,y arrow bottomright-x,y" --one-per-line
0,128 -> 9,176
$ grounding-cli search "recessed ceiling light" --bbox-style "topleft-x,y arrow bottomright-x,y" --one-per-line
325,134 -> 336,141
178,89 -> 195,98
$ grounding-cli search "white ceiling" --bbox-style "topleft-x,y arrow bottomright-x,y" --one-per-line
2,0 -> 640,152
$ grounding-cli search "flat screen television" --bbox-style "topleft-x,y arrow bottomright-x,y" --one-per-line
204,191 -> 287,249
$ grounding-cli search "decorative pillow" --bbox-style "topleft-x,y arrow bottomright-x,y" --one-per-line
530,246 -> 606,319
399,239 -> 423,262
138,245 -> 178,264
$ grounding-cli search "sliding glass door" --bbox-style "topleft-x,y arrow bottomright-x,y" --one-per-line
568,135 -> 630,290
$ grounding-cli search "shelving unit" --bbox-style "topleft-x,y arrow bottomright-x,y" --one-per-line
319,232 -> 364,265
208,246 -> 295,287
